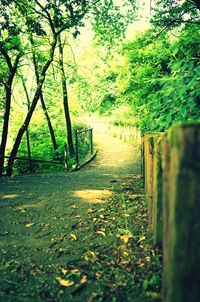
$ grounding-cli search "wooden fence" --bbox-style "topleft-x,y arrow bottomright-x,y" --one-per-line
108,123 -> 141,143
142,123 -> 200,302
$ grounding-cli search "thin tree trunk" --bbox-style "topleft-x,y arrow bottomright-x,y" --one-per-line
21,76 -> 34,172
30,35 -> 59,158
0,52 -> 21,177
58,34 -> 75,157
6,37 -> 56,176
40,93 -> 59,158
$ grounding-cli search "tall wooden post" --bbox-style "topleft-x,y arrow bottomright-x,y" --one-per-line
144,132 -> 158,227
152,133 -> 164,247
162,123 -> 200,302
75,130 -> 79,166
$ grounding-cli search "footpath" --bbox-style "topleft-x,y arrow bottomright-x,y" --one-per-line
0,126 -> 161,302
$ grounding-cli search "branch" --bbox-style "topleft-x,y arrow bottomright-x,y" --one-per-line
34,0 -> 56,35
0,48 -> 13,72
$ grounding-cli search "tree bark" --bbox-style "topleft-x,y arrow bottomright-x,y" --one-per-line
0,52 -> 21,177
6,37 -> 56,176
58,34 -> 75,157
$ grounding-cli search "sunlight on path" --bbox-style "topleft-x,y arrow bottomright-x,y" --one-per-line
88,118 -> 140,176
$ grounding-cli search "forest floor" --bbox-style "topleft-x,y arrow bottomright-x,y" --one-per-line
0,123 -> 162,302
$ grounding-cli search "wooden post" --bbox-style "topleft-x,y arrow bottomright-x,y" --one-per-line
75,130 -> 79,166
162,123 -> 200,302
144,132 -> 158,227
90,128 -> 93,154
141,134 -> 145,181
64,144 -> 68,170
152,133 -> 164,247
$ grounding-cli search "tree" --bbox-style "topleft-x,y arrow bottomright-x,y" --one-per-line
6,0 -> 90,176
2,0 -> 138,176
58,34 -> 75,157
0,0 -> 24,176
30,34 -> 59,159
151,0 -> 200,30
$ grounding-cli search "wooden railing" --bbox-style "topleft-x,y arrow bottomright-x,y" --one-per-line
142,122 -> 200,302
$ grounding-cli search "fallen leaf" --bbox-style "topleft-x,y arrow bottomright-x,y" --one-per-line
93,218 -> 97,222
71,268 -> 80,273
19,208 -> 26,213
123,214 -> 130,217
95,272 -> 101,279
81,275 -> 87,284
99,215 -> 104,219
96,230 -> 106,237
98,208 -> 105,212
61,268 -> 68,275
120,234 -> 133,244
56,277 -> 74,287
25,223 -> 34,228
87,209 -> 94,213
70,234 -> 77,241
84,251 -> 98,261
137,236 -> 146,243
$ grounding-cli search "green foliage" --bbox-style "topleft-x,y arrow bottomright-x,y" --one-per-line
80,24 -> 200,133
151,0 -> 200,30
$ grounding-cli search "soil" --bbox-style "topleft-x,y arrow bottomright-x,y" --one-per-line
0,125 -> 161,302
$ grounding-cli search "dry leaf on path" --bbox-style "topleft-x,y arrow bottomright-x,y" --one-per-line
56,277 -> 74,287
84,251 -> 98,261
96,230 -> 106,237
61,268 -> 68,275
80,275 -> 87,284
120,234 -> 133,244
70,234 -> 77,241
25,223 -> 34,228
137,236 -> 146,243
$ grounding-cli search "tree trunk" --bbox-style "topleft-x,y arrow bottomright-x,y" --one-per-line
21,76 -> 34,173
40,93 -> 59,159
0,76 -> 13,176
58,34 -> 75,157
30,35 -> 59,159
0,52 -> 21,177
6,38 -> 56,176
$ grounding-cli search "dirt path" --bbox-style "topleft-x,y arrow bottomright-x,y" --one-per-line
0,127 -> 160,302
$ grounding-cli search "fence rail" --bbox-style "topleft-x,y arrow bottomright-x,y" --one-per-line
75,128 -> 94,167
1,127 -> 95,174
1,155 -> 64,165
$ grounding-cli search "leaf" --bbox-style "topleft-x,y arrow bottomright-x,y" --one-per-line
120,234 -> 133,243
71,268 -> 80,273
80,275 -> 87,284
61,268 -> 68,275
70,234 -> 77,241
87,209 -> 94,213
96,230 -> 106,237
56,277 -> 74,287
137,236 -> 146,243
84,251 -> 98,261
95,272 -> 101,279
99,215 -> 104,219
19,208 -> 26,213
25,223 -> 34,228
